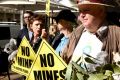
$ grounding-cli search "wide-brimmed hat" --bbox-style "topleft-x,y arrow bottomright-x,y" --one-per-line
77,0 -> 118,8
77,0 -> 120,12
54,9 -> 76,23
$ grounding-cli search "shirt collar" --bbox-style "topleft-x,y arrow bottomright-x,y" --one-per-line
61,36 -> 69,41
83,24 -> 108,40
96,25 -> 108,38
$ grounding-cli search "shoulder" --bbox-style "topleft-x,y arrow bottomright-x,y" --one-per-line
21,27 -> 28,31
53,33 -> 64,41
109,25 -> 120,29
108,25 -> 120,39
19,27 -> 28,33
18,27 -> 28,36
108,25 -> 120,33
70,25 -> 84,38
74,25 -> 84,32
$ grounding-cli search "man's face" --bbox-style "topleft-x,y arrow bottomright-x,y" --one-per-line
78,5 -> 105,31
24,13 -> 31,24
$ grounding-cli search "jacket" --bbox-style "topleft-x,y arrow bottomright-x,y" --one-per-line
17,27 -> 30,47
62,25 -> 120,64
51,33 -> 64,50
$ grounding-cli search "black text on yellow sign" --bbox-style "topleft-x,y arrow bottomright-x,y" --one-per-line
11,37 -> 36,76
34,53 -> 66,80
17,46 -> 32,68
26,39 -> 67,80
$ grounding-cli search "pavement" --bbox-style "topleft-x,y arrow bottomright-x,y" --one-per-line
0,70 -> 24,80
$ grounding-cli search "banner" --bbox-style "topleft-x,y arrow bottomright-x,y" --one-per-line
11,37 -> 36,76
26,39 -> 67,80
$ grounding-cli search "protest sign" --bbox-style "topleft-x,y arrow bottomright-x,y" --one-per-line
26,39 -> 67,80
11,37 -> 36,76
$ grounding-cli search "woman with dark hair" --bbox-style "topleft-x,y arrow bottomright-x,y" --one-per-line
51,9 -> 77,56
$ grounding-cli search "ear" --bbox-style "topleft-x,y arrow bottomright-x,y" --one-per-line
30,24 -> 33,29
10,38 -> 17,45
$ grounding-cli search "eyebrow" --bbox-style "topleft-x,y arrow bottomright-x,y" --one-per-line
24,16 -> 30,18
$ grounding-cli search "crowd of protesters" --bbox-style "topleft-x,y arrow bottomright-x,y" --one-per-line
1,0 -> 120,79
2,0 -> 120,68
13,9 -> 78,57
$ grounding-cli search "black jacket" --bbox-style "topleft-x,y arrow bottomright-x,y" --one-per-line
32,37 -> 42,53
51,33 -> 64,50
17,27 -> 30,47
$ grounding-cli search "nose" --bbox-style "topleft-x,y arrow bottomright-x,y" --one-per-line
37,25 -> 41,29
80,12 -> 85,18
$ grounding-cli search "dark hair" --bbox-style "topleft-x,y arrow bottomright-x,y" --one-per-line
106,12 -> 120,26
24,10 -> 34,16
54,9 -> 77,24
30,14 -> 45,27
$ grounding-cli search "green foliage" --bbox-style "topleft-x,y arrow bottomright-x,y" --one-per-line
112,64 -> 120,73
88,73 -> 108,80
85,57 -> 96,64
65,54 -> 120,80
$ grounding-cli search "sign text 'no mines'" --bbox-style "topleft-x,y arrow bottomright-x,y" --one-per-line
26,39 -> 67,80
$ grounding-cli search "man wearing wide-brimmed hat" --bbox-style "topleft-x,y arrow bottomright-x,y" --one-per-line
61,0 -> 120,66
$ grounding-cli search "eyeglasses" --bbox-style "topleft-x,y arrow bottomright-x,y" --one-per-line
24,16 -> 30,19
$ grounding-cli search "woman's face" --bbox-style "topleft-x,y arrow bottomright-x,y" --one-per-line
31,20 -> 43,36
78,5 -> 105,32
57,19 -> 68,32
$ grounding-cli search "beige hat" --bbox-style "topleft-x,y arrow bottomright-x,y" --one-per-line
77,0 -> 116,7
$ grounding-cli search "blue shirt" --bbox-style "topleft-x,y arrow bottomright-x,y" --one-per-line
55,36 -> 69,55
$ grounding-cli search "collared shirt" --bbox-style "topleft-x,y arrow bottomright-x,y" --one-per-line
82,25 -> 108,40
32,36 -> 42,53
71,30 -> 103,63
55,36 -> 69,55
71,25 -> 108,64
28,30 -> 33,41
96,25 -> 108,40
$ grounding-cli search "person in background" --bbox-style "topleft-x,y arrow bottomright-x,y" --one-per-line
17,10 -> 34,47
48,24 -> 59,45
23,10 -> 34,28
4,11 -> 34,80
8,10 -> 34,62
51,9 -> 77,56
30,14 -> 47,52
61,0 -> 120,66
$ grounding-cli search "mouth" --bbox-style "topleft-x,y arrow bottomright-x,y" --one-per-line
82,19 -> 87,23
83,18 -> 88,21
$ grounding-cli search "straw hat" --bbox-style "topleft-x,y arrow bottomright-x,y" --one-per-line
77,0 -> 118,7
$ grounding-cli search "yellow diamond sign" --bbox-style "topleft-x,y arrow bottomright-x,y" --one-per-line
26,39 -> 67,80
11,36 -> 36,76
